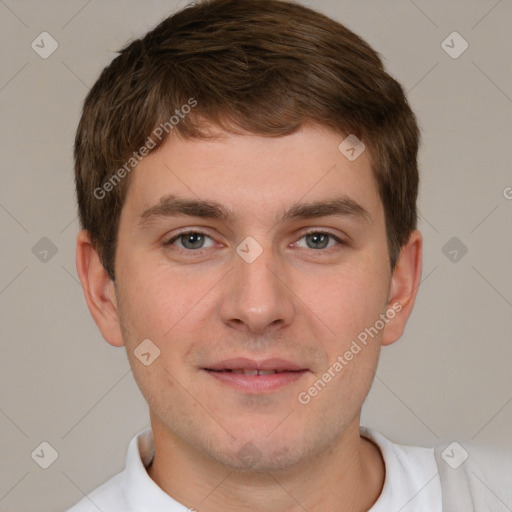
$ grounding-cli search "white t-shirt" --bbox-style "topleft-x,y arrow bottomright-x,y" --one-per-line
66,426 -> 443,511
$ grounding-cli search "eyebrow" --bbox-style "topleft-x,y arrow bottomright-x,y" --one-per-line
138,193 -> 371,228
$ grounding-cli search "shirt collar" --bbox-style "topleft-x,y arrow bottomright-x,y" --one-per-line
122,428 -> 189,510
121,426 -> 436,511
359,426 -> 440,511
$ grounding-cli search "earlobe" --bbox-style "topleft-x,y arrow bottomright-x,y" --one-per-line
75,230 -> 124,347
381,229 -> 423,347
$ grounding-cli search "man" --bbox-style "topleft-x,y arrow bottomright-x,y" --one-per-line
68,0 -> 509,510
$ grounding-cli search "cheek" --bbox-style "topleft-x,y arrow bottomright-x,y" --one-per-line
114,266 -> 192,406
303,257 -> 389,346
115,260 -> 181,343
116,255 -> 222,354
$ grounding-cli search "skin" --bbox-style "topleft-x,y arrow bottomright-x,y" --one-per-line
76,122 -> 422,512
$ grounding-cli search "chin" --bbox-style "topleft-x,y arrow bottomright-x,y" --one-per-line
211,442 -> 307,473
201,426 -> 316,473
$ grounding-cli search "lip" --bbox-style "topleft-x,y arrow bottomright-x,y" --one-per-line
205,357 -> 307,372
203,358 -> 309,393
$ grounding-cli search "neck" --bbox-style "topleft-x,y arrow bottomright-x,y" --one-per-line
146,415 -> 385,512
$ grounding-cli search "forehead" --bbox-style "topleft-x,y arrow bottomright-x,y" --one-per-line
121,123 -> 382,228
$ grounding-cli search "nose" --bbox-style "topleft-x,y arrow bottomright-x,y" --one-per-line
219,240 -> 295,335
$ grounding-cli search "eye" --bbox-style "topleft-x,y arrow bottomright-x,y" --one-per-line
294,231 -> 345,250
165,230 -> 215,251
164,229 -> 346,254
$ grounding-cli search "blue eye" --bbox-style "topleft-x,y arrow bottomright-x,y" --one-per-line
296,232 -> 343,250
164,230 -> 345,254
166,231 -> 215,251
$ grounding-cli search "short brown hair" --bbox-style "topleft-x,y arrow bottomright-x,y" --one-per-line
74,0 -> 420,281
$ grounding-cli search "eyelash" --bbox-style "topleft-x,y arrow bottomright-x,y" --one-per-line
164,229 -> 346,255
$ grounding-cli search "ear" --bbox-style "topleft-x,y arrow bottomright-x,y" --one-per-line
75,229 -> 124,347
381,229 -> 422,347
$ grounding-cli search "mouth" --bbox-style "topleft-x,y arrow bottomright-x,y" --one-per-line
207,369 -> 293,376
202,358 -> 309,393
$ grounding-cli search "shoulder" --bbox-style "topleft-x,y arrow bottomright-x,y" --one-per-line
434,440 -> 512,510
363,428 -> 512,511
361,426 -> 438,471
65,428 -> 153,511
64,471 -> 127,512
360,426 -> 443,510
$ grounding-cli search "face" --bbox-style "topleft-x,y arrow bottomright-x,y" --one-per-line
111,123 -> 397,471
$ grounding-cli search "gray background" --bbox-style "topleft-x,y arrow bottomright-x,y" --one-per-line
0,0 -> 511,510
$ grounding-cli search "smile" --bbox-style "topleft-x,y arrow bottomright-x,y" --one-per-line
203,366 -> 309,393
209,369 -> 282,375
